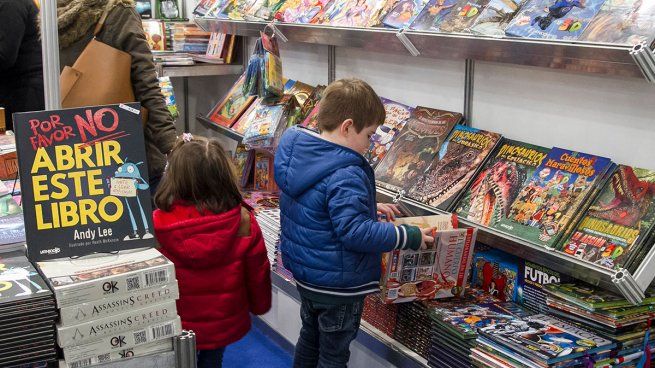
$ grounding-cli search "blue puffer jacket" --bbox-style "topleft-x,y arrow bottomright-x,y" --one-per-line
274,127 -> 420,299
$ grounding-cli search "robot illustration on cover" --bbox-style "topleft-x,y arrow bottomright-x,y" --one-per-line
111,160 -> 154,241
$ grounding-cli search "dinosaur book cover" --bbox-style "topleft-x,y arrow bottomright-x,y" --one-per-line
456,139 -> 549,228
13,104 -> 156,261
560,165 -> 655,271
375,107 -> 461,194
504,0 -> 607,40
364,98 -> 413,169
409,125 -> 501,210
437,0 -> 491,33
493,147 -> 613,249
0,250 -> 52,306
469,0 -> 526,35
581,0 -> 655,46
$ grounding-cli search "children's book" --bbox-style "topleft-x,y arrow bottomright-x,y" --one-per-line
242,98 -> 290,148
232,98 -> 262,135
581,0 -> 655,46
298,85 -> 325,122
471,248 -> 520,302
410,0 -> 459,31
493,148 -> 613,248
382,0 -> 432,28
409,125 -> 501,211
142,20 -> 166,51
380,214 -> 478,304
505,0 -> 607,40
300,103 -> 321,132
430,301 -> 533,339
438,0 -> 491,32
560,165 -> 655,271
455,139 -> 550,227
207,75 -> 257,127
233,145 -> 251,187
375,107 -> 461,194
254,152 -> 276,191
364,98 -> 413,169
275,0 -> 333,23
469,0 -> 526,36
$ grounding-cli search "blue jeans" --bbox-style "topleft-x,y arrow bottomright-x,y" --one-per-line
293,297 -> 365,368
197,347 -> 225,368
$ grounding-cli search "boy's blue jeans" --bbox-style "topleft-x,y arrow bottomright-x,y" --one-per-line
198,347 -> 225,368
293,296 -> 365,368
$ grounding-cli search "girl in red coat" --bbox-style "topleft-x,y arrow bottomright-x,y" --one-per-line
153,134 -> 272,368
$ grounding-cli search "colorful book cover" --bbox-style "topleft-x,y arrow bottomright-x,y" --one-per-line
410,0 -> 459,31
471,248 -> 520,302
300,103 -> 321,132
456,140 -> 549,227
142,20 -> 166,51
233,145 -> 250,186
286,81 -> 315,107
0,213 -> 25,246
194,0 -> 220,16
250,0 -> 289,19
382,0 -> 432,28
479,313 -> 615,364
517,260 -> 570,313
493,148 -> 613,248
207,75 -> 256,128
299,85 -> 325,122
136,0 -> 153,18
375,107 -> 461,194
438,0 -> 491,32
275,0 -> 333,23
243,102 -> 288,145
0,250 -> 52,305
232,98 -> 262,135
469,0 -> 526,35
582,0 -> 655,46
505,0 -> 607,40
364,98 -> 413,169
319,0 -> 360,26
380,215 -> 477,304
254,153 -> 277,191
158,76 -> 179,120
409,125 -> 501,210
430,302 -> 533,339
560,166 -> 655,271
544,282 -> 655,311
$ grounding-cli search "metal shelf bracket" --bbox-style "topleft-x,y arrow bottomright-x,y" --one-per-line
396,29 -> 420,57
265,20 -> 289,43
630,43 -> 655,83
612,268 -> 645,305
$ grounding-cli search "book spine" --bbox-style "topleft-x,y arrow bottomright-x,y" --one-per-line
62,317 -> 182,363
57,301 -> 178,348
59,283 -> 180,327
226,35 -> 237,64
62,338 -> 173,368
54,263 -> 176,309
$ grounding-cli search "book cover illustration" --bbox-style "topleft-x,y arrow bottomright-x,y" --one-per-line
519,260 -> 570,313
232,98 -> 262,135
455,140 -> 549,227
431,302 -> 532,338
194,0 -> 219,15
232,144 -> 251,186
136,0 -> 153,18
242,101 -> 288,145
471,248 -> 520,302
207,75 -> 256,128
479,313 -> 615,364
243,191 -> 280,211
286,81 -> 315,107
544,283 -> 655,311
560,166 -> 655,271
300,103 -> 321,132
0,213 -> 25,246
0,251 -> 52,305
364,98 -> 413,168
505,0 -> 607,40
438,0 -> 491,32
380,215 -> 477,304
13,104 -> 156,261
493,148 -> 613,248
142,20 -> 166,51
249,0 -> 289,19
382,0 -> 432,28
410,0 -> 459,31
275,0 -> 333,23
318,0 -> 388,27
375,107 -> 460,193
470,0 -> 526,35
254,152 -> 275,191
581,0 -> 655,46
409,125 -> 501,210
158,76 -> 179,120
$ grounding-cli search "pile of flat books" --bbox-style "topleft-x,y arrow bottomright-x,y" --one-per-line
362,294 -> 398,337
393,302 -> 432,359
0,250 -> 57,367
545,282 -> 655,367
35,248 -> 183,368
152,51 -> 195,66
255,208 -> 281,270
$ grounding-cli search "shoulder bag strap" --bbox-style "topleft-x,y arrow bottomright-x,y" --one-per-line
93,1 -> 114,36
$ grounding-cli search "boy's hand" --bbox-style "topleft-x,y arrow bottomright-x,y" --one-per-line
377,203 -> 401,222
420,227 -> 435,250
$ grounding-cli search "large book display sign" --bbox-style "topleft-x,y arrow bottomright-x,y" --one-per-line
13,103 -> 155,261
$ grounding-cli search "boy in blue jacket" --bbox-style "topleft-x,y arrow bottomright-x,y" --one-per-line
274,78 -> 434,368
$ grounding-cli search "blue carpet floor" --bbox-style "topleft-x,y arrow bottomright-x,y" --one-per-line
223,324 -> 293,367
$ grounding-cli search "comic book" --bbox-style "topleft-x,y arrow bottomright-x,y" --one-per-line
409,125 -> 502,211
364,98 -> 413,169
382,0 -> 432,28
242,99 -> 289,148
493,148 -> 613,249
374,107 -> 461,194
410,0 -> 459,31
380,215 -> 478,304
559,166 -> 655,271
318,0 -> 374,26
455,139 -> 550,227
478,313 -> 615,365
505,0 -> 607,40
232,98 -> 262,135
274,0 -> 333,23
437,0 -> 491,32
469,0 -> 526,35
430,301 -> 533,339
254,152 -> 276,191
581,0 -> 655,46
194,0 -> 220,16
142,20 -> 166,51
366,0 -> 404,26
471,248 -> 520,302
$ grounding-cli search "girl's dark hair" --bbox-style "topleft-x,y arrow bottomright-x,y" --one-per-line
155,136 -> 242,213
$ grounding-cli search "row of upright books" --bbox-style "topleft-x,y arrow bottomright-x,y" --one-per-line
193,0 -> 655,45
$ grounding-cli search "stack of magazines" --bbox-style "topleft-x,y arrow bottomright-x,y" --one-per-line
255,208 -> 281,270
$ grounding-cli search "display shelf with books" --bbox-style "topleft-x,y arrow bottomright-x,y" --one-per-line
197,114 -> 246,141
194,18 -> 645,79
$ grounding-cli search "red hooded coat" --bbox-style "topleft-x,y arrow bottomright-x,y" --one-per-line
154,203 -> 272,350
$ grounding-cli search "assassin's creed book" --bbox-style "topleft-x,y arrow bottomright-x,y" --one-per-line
560,165 -> 655,271
470,0 -> 526,35
375,107 -> 460,194
410,0 -> 459,31
62,338 -> 173,368
456,139 -> 550,228
493,147 -> 613,248
364,98 -> 413,168
409,125 -> 501,211
581,0 -> 655,46
437,0 -> 491,32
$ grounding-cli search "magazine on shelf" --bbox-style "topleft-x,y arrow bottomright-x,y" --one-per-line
382,0 -> 432,28
410,0 -> 459,31
544,282 -> 655,311
438,0 -> 491,32
207,75 -> 256,128
470,0 -> 526,36
581,0 -> 655,46
430,301 -> 534,339
364,98 -> 413,169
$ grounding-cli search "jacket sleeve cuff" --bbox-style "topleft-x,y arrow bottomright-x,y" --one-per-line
397,224 -> 422,251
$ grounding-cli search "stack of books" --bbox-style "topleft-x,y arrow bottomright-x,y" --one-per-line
254,208 -> 281,270
362,294 -> 398,337
0,178 -> 24,249
172,23 -> 211,54
393,302 -> 432,359
36,248 -> 183,368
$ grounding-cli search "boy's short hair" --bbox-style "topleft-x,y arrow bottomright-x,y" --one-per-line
317,78 -> 386,133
